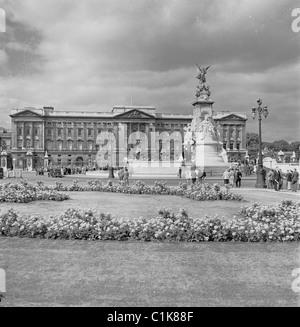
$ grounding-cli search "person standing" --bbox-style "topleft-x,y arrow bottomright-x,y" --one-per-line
178,166 -> 182,178
124,168 -> 129,186
291,168 -> 299,192
222,169 -> 230,185
273,167 -> 281,191
229,169 -> 235,188
199,170 -> 206,183
266,170 -> 274,189
118,168 -> 124,181
235,169 -> 242,188
286,170 -> 292,190
185,170 -> 191,185
191,169 -> 197,184
278,169 -> 283,190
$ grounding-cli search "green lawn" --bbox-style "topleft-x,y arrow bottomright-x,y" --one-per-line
0,238 -> 299,306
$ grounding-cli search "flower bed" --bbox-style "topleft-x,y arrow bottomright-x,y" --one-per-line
0,180 -> 70,203
37,179 -> 243,201
1,200 -> 299,242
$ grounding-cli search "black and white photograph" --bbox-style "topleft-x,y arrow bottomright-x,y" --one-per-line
0,0 -> 300,310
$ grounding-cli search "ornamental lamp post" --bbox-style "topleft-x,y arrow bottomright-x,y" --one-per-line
251,98 -> 269,188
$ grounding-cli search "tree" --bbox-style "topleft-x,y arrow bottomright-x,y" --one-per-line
246,133 -> 259,148
271,140 -> 291,151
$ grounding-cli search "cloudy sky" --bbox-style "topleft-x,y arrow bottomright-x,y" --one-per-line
0,0 -> 299,142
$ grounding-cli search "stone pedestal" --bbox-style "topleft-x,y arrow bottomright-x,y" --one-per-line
0,150 -> 8,173
26,150 -> 33,172
44,151 -> 49,169
190,94 -> 228,171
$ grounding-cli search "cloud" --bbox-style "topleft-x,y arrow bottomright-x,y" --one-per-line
0,0 -> 299,142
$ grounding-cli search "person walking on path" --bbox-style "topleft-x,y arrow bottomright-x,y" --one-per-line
273,167 -> 282,191
198,170 -> 206,183
222,169 -> 230,185
123,168 -> 129,186
235,169 -> 242,188
185,170 -> 191,185
191,169 -> 197,184
178,166 -> 182,178
266,170 -> 274,189
291,168 -> 299,192
118,168 -> 124,181
229,169 -> 235,187
286,170 -> 293,190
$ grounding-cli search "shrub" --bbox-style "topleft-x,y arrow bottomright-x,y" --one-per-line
0,181 -> 69,203
1,201 -> 299,242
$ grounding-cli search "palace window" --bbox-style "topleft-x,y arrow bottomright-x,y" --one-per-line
18,127 -> 23,135
46,141 -> 53,150
57,141 -> 63,151
223,143 -> 227,150
78,128 -> 83,137
47,128 -> 52,136
17,140 -> 22,149
34,128 -> 39,136
26,139 -> 31,148
230,143 -> 234,150
236,143 -> 240,150
87,128 -> 92,137
57,128 -> 62,136
26,127 -> 31,135
67,128 -> 72,137
78,141 -> 83,150
67,140 -> 73,150
34,140 -> 39,149
87,141 -> 93,151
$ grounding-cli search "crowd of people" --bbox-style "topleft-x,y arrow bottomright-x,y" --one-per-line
266,167 -> 299,192
36,165 -> 91,176
180,168 -> 207,184
116,167 -> 130,185
222,168 -> 243,188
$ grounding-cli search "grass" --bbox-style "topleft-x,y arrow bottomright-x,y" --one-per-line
0,176 -> 299,307
0,238 -> 299,307
0,187 -> 299,221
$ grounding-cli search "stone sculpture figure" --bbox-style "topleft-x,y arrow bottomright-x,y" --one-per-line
196,64 -> 211,84
183,124 -> 195,162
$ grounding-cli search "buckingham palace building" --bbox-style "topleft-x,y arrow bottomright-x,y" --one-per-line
9,105 -> 247,170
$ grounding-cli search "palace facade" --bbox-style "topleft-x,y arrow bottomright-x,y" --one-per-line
8,105 -> 247,169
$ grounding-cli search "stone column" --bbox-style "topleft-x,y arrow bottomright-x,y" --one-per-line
1,150 -> 8,173
53,123 -> 57,151
118,123 -> 127,166
241,124 -> 246,150
62,123 -> 67,150
11,122 -> 18,149
113,123 -> 119,167
145,124 -> 150,162
225,126 -> 230,149
26,150 -> 33,171
218,123 -> 223,142
22,122 -> 26,149
83,123 -> 87,150
150,123 -> 158,162
31,122 -> 34,150
233,125 -> 237,150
